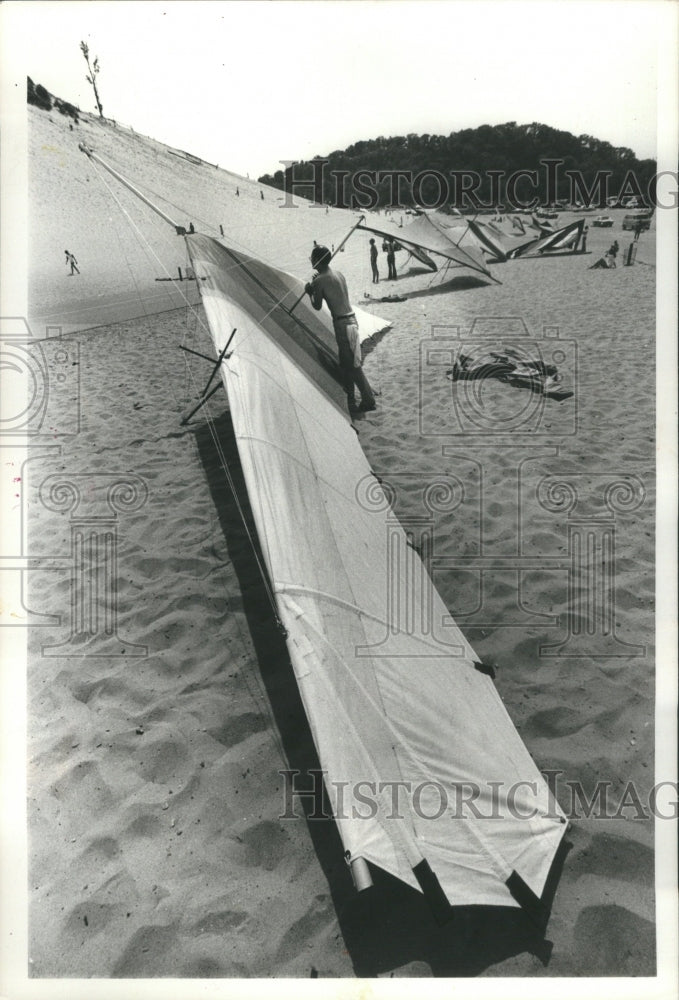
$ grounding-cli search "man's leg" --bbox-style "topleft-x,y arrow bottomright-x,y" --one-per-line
335,330 -> 357,407
337,320 -> 376,410
353,366 -> 376,409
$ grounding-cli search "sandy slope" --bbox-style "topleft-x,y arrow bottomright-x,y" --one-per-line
21,102 -> 657,978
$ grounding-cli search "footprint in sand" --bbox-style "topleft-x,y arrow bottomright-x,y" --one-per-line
207,711 -> 268,749
238,820 -> 289,872
190,909 -> 248,935
573,904 -> 655,975
521,706 -> 591,738
570,831 -> 654,883
274,893 -> 334,963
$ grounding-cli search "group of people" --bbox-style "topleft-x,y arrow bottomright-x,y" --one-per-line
369,238 -> 398,283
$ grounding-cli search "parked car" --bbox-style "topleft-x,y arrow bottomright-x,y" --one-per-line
622,214 -> 651,232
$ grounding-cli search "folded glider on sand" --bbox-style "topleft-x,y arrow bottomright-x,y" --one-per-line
81,144 -> 567,926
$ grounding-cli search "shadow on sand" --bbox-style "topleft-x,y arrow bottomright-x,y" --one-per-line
402,274 -> 492,298
360,324 -> 391,360
192,409 -> 567,977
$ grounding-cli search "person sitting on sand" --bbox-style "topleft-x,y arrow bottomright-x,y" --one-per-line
305,245 -> 376,412
606,240 -> 619,266
64,250 -> 80,275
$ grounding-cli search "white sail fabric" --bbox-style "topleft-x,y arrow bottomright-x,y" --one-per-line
345,303 -> 389,343
186,234 -> 566,914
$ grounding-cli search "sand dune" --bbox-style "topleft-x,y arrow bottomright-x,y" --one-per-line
20,103 -> 657,979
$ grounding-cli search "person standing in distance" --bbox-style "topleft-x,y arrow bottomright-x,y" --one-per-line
386,239 -> 397,280
369,238 -> 379,283
305,245 -> 377,412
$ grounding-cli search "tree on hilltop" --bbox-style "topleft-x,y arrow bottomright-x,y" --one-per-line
80,40 -> 104,118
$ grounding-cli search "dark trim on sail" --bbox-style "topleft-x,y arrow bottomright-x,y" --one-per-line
187,235 -> 349,413
412,859 -> 453,926
505,871 -> 550,929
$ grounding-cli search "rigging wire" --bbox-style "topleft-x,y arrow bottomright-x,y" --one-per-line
88,159 -> 289,763
91,148 -> 360,275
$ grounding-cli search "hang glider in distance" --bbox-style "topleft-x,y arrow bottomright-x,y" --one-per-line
508,218 -> 587,258
356,213 -> 501,285
359,210 -> 586,274
467,217 -> 588,262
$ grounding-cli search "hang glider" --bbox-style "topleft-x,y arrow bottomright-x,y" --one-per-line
467,218 -> 587,262
357,214 -> 501,285
79,143 -> 566,925
507,218 -> 587,259
467,219 -> 523,262
185,232 -> 566,923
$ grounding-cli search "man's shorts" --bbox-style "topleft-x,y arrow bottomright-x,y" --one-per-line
334,318 -> 362,369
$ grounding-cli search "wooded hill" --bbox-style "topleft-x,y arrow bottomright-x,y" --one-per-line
258,122 -> 656,210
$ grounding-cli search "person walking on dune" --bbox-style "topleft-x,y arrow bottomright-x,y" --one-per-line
305,245 -> 377,413
65,250 -> 80,275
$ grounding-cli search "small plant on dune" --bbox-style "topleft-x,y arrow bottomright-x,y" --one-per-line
27,77 -> 52,111
80,40 -> 104,119
55,98 -> 80,123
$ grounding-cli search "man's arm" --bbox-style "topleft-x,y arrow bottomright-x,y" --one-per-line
305,278 -> 324,311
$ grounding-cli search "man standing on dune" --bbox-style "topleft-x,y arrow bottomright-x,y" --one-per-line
305,245 -> 377,412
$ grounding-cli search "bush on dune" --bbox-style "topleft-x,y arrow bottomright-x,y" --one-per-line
55,98 -> 80,123
27,77 -> 52,111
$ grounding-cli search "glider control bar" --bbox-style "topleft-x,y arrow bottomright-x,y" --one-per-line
179,328 -> 237,424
